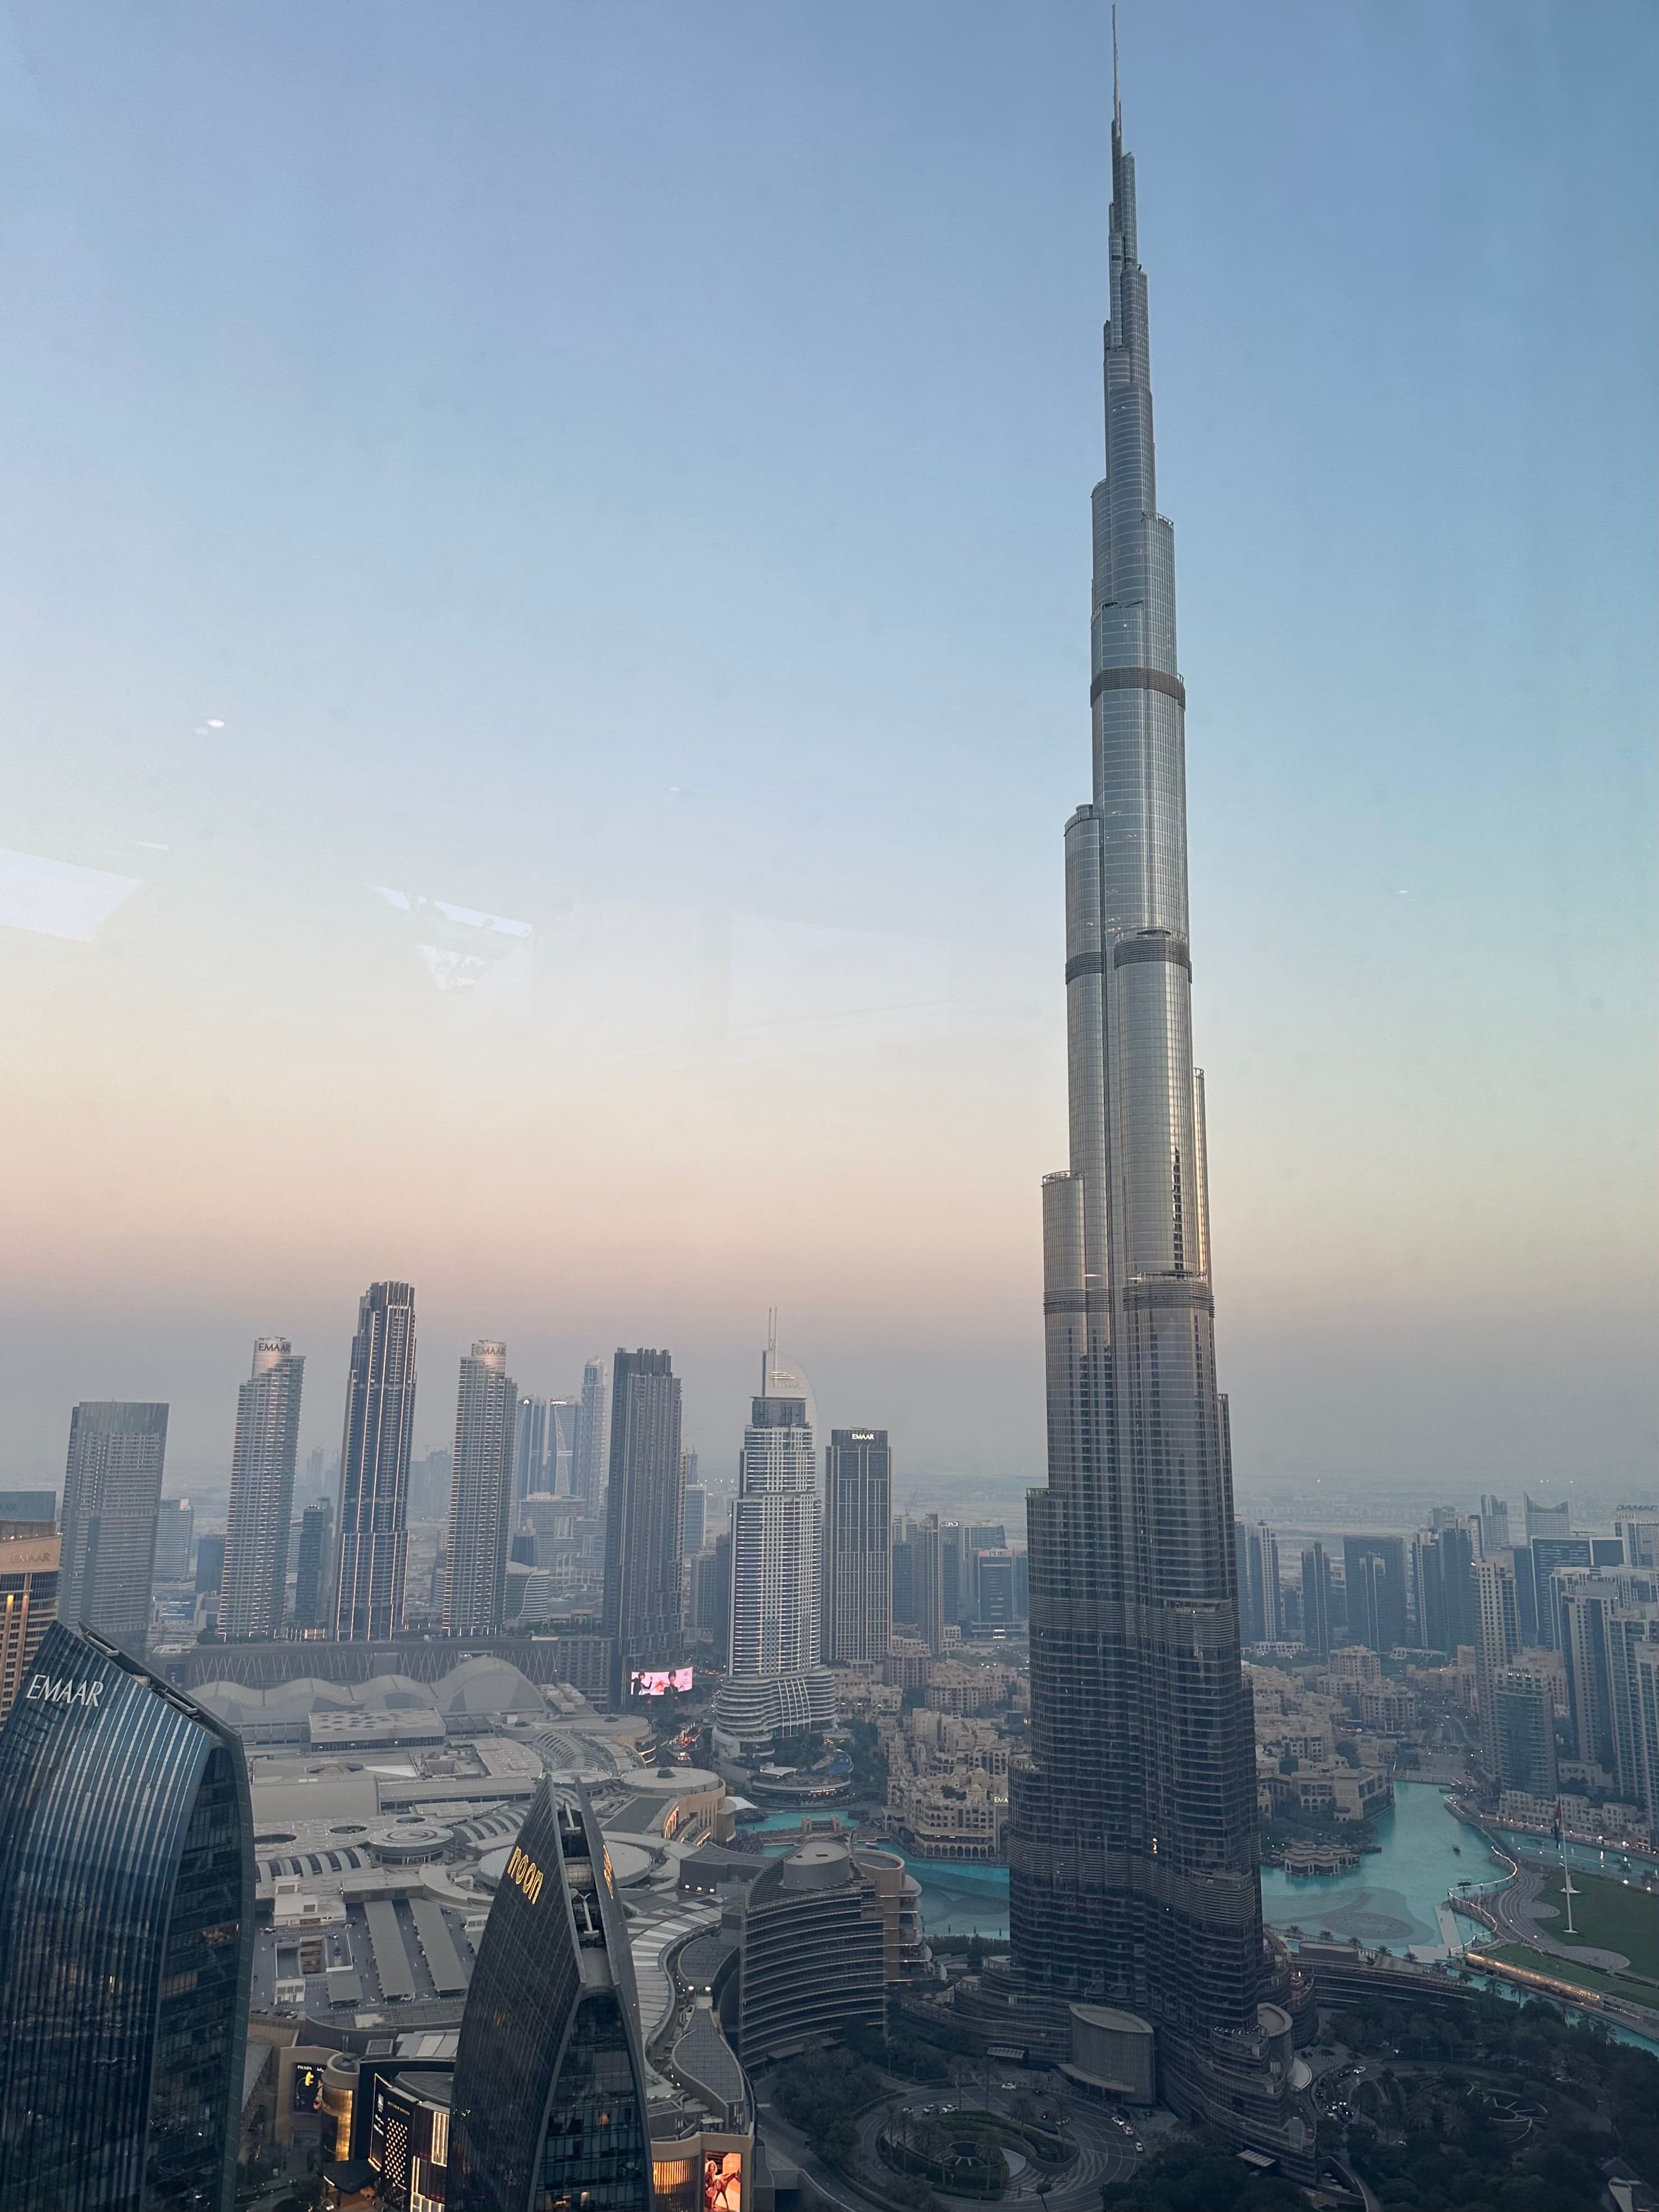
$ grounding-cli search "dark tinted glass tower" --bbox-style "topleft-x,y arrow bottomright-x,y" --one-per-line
574,1356 -> 608,1510
0,1620 -> 254,2211
1007,59 -> 1295,2145
1300,1545 -> 1332,1660
333,1281 -> 419,1642
292,1497 -> 335,1631
601,1350 -> 682,1693
444,1340 -> 519,1636
1342,1536 -> 1406,1656
823,1429 -> 891,1664
219,1338 -> 305,1641
58,1400 -> 169,1657
447,1783 -> 654,2212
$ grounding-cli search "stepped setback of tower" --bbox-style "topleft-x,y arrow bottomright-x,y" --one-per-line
1001,71 -> 1309,2157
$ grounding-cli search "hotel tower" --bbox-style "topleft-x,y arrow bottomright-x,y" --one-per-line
1001,54 -> 1305,2155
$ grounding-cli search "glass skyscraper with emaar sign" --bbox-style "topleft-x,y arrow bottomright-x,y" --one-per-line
1002,52 -> 1305,2163
0,1620 -> 254,2211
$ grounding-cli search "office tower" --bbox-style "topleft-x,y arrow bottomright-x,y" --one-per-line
1479,1494 -> 1511,1552
1342,1536 -> 1406,1656
1492,1668 -> 1559,1802
58,1400 -> 169,1657
574,1355 -> 608,1509
910,1513 -> 946,1655
218,1338 -> 306,1641
153,1495 -> 195,1582
447,1784 -> 653,2212
1300,1545 -> 1332,1661
1557,1573 -> 1627,1772
1525,1495 -> 1571,1542
1529,1536 -> 1592,1651
1511,1544 -> 1537,1645
512,1395 -> 551,1514
0,1621 -> 254,2211
890,1522 -> 916,1632
682,1474 -> 707,1559
0,1490 -> 55,1536
824,1429 -> 892,1664
941,1522 -> 964,1626
408,1446 -> 453,1523
695,1531 -> 733,1666
0,1532 -> 58,1723
1409,1532 -> 1441,1651
1474,1555 -> 1523,1773
1606,1606 -> 1659,1812
1239,1522 -> 1282,1645
444,1340 -> 519,1637
975,1549 -> 1017,1631
1429,1505 -> 1458,1533
333,1281 -> 419,1642
714,1349 -> 836,1752
292,1497 -> 335,1631
195,1532 -> 226,1599
549,1397 -> 580,1497
737,1838 -> 886,2064
1006,61 -> 1296,2150
601,1349 -> 683,1691
1615,1512 -> 1659,1572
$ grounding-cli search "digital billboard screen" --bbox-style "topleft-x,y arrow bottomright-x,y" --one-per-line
629,1666 -> 695,1697
704,2151 -> 744,2212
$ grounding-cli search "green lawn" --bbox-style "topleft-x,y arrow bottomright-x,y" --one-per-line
1539,1867 -> 1659,1979
1481,1943 -> 1659,2014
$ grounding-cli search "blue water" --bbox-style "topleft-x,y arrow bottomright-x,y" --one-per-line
1259,1783 -> 1505,1955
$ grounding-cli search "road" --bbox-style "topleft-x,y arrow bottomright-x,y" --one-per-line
1480,1858 -> 1631,1973
758,2073 -> 1139,2212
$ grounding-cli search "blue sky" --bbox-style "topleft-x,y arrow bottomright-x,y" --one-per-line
0,2 -> 1653,1506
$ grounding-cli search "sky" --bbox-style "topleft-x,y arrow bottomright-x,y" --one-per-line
0,1 -> 1653,1512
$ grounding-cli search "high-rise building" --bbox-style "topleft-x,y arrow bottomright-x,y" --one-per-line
408,1446 -> 453,1523
695,1531 -> 733,1666
512,1395 -> 550,1514
444,1340 -> 519,1637
737,1837 -> 886,2064
1342,1536 -> 1406,1657
601,1349 -> 683,1693
910,1513 -> 946,1657
0,1532 -> 58,1724
1492,1668 -> 1559,1803
447,1784 -> 653,2212
0,1620 -> 254,2211
1474,1555 -> 1523,1773
1479,1494 -> 1511,1552
1300,1545 -> 1332,1661
1614,1512 -> 1659,1572
714,1349 -> 836,1753
549,1398 -> 580,1497
823,1428 -> 892,1665
195,1532 -> 226,1600
682,1471 -> 707,1560
292,1497 -> 335,1632
574,1355 -> 608,1509
59,1400 -> 169,1657
1529,1536 -> 1593,1651
219,1338 -> 306,1641
890,1520 -> 916,1633
1606,1605 -> 1659,1816
1237,1523 -> 1282,1645
1557,1573 -> 1628,1773
153,1495 -> 195,1582
1525,1496 -> 1571,1544
974,1549 -> 1017,1631
333,1281 -> 419,1643
1005,63 -> 1304,2153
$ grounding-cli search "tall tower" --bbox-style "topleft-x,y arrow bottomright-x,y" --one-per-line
444,1340 -> 519,1637
601,1349 -> 683,1693
1005,46 -> 1299,2148
713,1348 -> 836,1754
58,1400 -> 169,1658
333,1281 -> 419,1642
218,1338 -> 305,1641
574,1356 -> 608,1509
823,1428 -> 892,1665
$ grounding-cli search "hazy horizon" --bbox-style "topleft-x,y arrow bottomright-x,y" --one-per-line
2,1 -> 1653,1508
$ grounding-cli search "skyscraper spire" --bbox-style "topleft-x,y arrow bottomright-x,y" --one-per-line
998,22 -> 1309,2167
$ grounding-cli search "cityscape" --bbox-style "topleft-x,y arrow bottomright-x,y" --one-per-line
0,9 -> 1654,2212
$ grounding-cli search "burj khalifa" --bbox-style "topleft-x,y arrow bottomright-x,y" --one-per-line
1001,52 -> 1307,2150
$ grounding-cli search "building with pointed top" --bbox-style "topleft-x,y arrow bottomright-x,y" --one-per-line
333,1281 -> 419,1642
1002,48 -> 1305,2160
219,1338 -> 306,1641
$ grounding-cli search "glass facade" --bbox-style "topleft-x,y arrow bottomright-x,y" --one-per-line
448,1783 -> 654,2212
1007,74 -> 1293,2143
333,1280 -> 419,1642
0,1620 -> 254,2211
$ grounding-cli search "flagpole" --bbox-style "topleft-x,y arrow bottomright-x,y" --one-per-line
1555,1799 -> 1577,1936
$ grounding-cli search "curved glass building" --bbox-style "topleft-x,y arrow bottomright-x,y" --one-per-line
1005,58 -> 1303,2157
0,1620 -> 254,2211
447,1783 -> 655,2212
